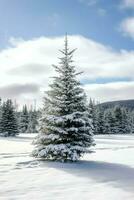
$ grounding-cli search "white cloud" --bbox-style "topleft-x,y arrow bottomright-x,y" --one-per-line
0,35 -> 134,106
121,0 -> 134,9
120,17 -> 134,39
84,82 -> 134,103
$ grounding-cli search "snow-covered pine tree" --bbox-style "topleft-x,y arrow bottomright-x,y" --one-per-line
27,109 -> 38,133
121,107 -> 130,134
107,108 -> 117,134
1,99 -> 18,136
19,105 -> 29,133
114,106 -> 124,134
96,108 -> 105,134
129,110 -> 134,133
104,109 -> 113,134
32,35 -> 94,161
0,98 -> 2,133
104,106 -> 130,134
88,99 -> 97,134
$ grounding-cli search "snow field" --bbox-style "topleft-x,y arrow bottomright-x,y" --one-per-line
0,134 -> 134,200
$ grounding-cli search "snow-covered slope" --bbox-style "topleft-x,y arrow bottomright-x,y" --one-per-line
0,134 -> 134,200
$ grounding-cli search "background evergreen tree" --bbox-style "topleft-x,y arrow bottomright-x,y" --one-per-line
19,105 -> 29,133
103,106 -> 131,134
113,106 -> 123,134
104,109 -> 112,134
121,108 -> 130,134
0,98 -> 2,133
96,108 -> 105,134
33,35 -> 94,161
88,99 -> 98,134
129,110 -> 134,133
1,99 -> 18,136
104,108 -> 117,134
27,109 -> 38,133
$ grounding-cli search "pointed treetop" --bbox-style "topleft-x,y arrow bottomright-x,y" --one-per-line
64,33 -> 68,55
59,33 -> 77,57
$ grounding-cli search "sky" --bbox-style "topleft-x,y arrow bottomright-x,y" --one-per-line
0,0 -> 134,109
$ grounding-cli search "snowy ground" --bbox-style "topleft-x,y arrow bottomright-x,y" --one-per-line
1,134 -> 134,200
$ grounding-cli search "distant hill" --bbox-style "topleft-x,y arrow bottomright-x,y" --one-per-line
99,99 -> 134,110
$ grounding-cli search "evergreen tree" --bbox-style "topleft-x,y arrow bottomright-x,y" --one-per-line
103,106 -> 131,134
88,99 -> 98,134
0,98 -> 2,133
104,109 -> 112,134
129,111 -> 134,133
19,105 -> 29,133
121,108 -> 130,134
1,99 -> 18,136
105,108 -> 117,134
27,109 -> 38,133
96,108 -> 105,134
32,35 -> 94,161
114,106 -> 123,134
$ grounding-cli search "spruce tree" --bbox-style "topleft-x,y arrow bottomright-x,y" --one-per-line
1,99 -> 18,136
19,105 -> 29,133
32,35 -> 94,161
0,98 -> 2,133
27,109 -> 38,133
114,106 -> 123,134
104,106 -> 130,134
129,111 -> 134,133
96,108 -> 105,134
108,109 -> 116,134
104,109 -> 112,134
121,108 -> 130,134
88,99 -> 98,135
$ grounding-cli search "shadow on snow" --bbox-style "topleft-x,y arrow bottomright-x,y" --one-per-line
37,159 -> 134,192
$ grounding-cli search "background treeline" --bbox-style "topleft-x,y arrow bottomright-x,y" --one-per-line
89,99 -> 134,134
0,99 -> 39,136
0,98 -> 134,136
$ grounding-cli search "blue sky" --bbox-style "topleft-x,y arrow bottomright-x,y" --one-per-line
0,0 -> 133,49
0,0 -> 134,106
